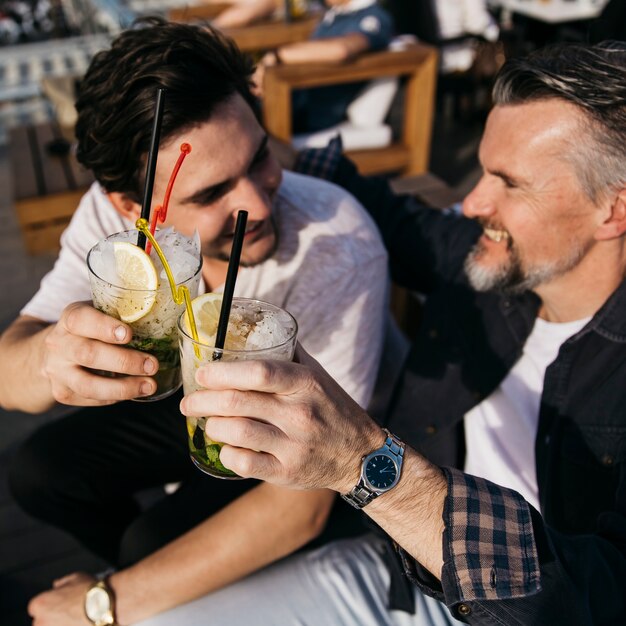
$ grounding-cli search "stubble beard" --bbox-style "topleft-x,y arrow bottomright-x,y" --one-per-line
464,232 -> 588,296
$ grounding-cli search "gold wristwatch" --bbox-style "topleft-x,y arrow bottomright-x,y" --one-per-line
84,578 -> 117,626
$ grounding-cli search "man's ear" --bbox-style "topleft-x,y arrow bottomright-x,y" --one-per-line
595,188 -> 626,241
107,192 -> 141,220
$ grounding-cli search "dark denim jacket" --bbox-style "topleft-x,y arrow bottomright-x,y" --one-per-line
298,146 -> 626,625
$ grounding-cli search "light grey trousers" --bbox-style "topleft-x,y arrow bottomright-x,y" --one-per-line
136,534 -> 463,626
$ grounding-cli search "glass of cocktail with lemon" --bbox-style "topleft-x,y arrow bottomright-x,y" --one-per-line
87,228 -> 202,401
178,294 -> 298,478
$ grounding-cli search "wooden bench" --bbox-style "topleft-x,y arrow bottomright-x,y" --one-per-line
9,123 -> 94,254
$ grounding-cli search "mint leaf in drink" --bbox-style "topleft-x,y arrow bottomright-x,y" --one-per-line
206,443 -> 231,474
130,336 -> 179,366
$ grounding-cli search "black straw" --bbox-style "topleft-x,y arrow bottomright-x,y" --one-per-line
137,88 -> 166,249
213,210 -> 248,359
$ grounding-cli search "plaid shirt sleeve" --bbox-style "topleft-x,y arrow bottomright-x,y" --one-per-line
398,467 -> 542,605
293,135 -> 343,182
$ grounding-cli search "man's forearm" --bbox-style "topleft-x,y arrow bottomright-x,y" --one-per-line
351,448 -> 448,579
0,317 -> 55,413
277,33 -> 370,65
111,484 -> 335,625
213,0 -> 277,28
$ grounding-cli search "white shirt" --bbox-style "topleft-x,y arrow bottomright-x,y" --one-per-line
464,316 -> 590,510
22,171 -> 389,408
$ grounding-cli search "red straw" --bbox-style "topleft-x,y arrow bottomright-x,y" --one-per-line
146,143 -> 192,256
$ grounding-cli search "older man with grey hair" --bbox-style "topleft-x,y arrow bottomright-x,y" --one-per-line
173,41 -> 626,626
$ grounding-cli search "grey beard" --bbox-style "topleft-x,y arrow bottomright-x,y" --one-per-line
464,238 -> 588,295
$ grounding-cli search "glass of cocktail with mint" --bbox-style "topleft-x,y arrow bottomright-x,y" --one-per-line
87,228 -> 202,401
178,295 -> 298,479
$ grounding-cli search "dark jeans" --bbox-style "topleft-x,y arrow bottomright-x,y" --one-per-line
8,391 -> 364,568
7,390 -> 256,566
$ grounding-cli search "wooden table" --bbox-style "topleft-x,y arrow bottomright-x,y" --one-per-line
491,0 -> 607,23
167,4 -> 319,53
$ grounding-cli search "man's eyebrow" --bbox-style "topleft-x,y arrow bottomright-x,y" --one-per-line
490,168 -> 523,187
180,134 -> 269,206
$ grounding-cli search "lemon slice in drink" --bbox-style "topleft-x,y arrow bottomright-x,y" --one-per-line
183,293 -> 252,350
184,293 -> 251,350
113,241 -> 159,323
183,293 -> 223,346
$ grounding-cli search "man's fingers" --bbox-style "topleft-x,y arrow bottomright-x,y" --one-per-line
61,302 -> 130,344
181,389 -> 283,423
52,368 -> 156,405
194,358 -> 308,394
65,336 -> 158,376
193,342 -> 329,396
204,415 -> 283,453
219,444 -> 283,481
46,302 -> 159,405
71,368 -> 157,402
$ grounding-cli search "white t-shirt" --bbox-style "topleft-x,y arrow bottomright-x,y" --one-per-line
464,316 -> 590,510
22,170 -> 389,408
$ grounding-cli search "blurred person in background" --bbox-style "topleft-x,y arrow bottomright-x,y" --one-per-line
253,0 -> 394,133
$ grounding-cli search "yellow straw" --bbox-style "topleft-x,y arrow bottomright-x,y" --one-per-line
136,218 -> 201,355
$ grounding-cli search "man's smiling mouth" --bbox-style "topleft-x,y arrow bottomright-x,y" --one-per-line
483,227 -> 510,243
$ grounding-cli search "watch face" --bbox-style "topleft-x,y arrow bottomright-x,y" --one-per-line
85,586 -> 111,623
365,454 -> 398,489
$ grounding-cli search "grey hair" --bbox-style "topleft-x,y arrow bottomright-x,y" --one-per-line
492,41 -> 626,201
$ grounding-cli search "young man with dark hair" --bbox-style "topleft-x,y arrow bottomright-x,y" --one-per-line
0,18 -> 389,625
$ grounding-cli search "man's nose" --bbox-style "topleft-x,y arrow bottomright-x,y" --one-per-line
231,177 -> 273,221
462,177 -> 496,219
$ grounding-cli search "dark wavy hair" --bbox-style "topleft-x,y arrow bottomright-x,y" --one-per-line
493,41 -> 626,201
75,17 -> 257,202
